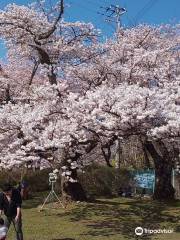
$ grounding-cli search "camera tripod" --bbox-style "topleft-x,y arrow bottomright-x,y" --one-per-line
40,181 -> 64,211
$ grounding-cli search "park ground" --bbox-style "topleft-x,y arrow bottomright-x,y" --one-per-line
7,193 -> 180,240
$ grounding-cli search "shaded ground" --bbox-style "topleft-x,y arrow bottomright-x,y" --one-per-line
6,193 -> 180,240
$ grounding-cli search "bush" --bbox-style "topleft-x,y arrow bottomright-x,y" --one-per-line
23,169 -> 50,192
0,165 -> 132,198
0,169 -> 54,192
79,164 -> 132,197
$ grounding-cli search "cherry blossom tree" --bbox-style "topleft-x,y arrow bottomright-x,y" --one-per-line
0,0 -> 99,85
0,1 -> 179,201
0,0 -> 101,200
65,24 -> 180,200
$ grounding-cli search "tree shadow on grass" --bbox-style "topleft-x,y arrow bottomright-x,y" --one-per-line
65,198 -> 180,240
22,193 -> 180,239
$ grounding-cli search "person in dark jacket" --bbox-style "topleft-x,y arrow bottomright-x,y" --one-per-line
0,183 -> 23,240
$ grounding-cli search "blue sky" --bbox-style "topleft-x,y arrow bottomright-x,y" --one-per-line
0,0 -> 180,58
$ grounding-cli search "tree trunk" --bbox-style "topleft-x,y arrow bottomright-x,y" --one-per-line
144,141 -> 175,200
60,140 -> 98,202
63,166 -> 87,201
60,152 -> 87,201
153,160 -> 174,200
63,181 -> 87,201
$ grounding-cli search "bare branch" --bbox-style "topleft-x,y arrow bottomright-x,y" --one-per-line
38,0 -> 64,40
29,60 -> 40,85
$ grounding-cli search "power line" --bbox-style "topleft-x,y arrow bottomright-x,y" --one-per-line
98,4 -> 127,31
125,14 -> 136,28
68,0 -> 98,14
67,0 -> 114,33
133,0 -> 159,25
85,0 -> 102,8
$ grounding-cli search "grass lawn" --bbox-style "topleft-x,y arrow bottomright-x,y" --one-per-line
6,192 -> 180,240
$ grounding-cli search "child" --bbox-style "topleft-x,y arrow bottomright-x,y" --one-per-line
0,218 -> 7,240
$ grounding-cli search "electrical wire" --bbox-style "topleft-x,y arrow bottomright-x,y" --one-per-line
125,14 -> 136,28
67,0 -> 113,32
67,0 -> 158,28
85,0 -> 102,8
133,0 -> 159,25
66,0 -> 129,33
68,0 -> 99,14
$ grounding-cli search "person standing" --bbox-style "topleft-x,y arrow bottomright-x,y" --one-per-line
20,180 -> 29,200
0,183 -> 23,240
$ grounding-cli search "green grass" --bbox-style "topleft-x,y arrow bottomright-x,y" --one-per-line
6,193 -> 180,240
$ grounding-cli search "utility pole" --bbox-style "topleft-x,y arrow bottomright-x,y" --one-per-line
98,4 -> 127,32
